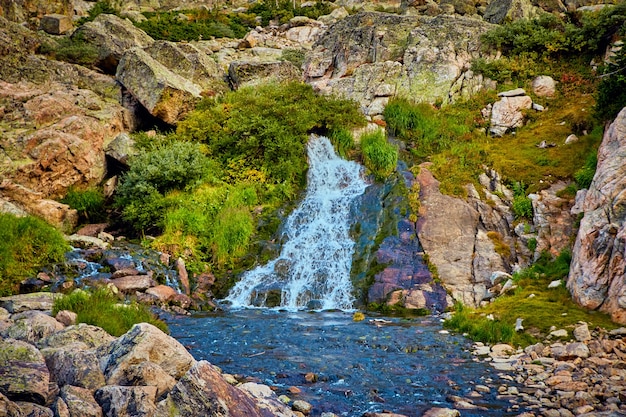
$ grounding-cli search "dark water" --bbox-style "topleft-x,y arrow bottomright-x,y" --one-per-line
167,309 -> 521,417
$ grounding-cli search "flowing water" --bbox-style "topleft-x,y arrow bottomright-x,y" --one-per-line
225,135 -> 369,310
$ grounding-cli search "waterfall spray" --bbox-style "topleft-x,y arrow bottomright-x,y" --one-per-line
225,135 -> 369,310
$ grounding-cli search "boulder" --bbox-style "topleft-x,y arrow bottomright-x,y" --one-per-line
94,386 -> 157,417
109,362 -> 176,400
238,383 -> 299,417
104,133 -> 138,169
568,107 -> 626,324
0,0 -> 72,29
145,286 -> 177,303
54,310 -> 77,327
156,361 -> 269,417
59,385 -> 102,417
0,293 -> 55,314
42,345 -> 106,392
116,48 -> 203,125
39,14 -> 72,35
422,408 -> 461,417
72,14 -> 154,73
16,402 -> 53,417
0,338 -> 50,405
532,75 -> 556,98
489,95 -> 533,137
228,61 -> 301,90
483,0 -> 543,24
3,310 -> 64,344
0,393 -> 22,417
110,275 -> 154,293
102,323 -> 195,384
529,181 -> 576,257
304,12 -> 495,112
38,323 -> 116,350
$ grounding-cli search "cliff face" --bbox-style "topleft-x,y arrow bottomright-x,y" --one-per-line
568,108 -> 626,324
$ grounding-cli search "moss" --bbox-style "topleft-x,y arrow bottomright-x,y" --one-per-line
0,345 -> 39,362
487,231 -> 511,258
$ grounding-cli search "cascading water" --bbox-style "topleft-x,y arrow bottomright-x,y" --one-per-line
225,135 -> 369,310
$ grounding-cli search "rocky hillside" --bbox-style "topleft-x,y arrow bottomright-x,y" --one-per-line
0,0 -> 624,327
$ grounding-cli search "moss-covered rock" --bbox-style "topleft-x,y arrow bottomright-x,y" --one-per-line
0,338 -> 49,405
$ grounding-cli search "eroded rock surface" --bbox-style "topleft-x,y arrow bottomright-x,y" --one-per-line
568,107 -> 626,324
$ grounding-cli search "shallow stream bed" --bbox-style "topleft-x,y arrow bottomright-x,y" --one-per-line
167,309 -> 522,417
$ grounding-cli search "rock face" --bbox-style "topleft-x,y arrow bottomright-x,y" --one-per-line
304,12 -> 494,115
568,107 -> 626,324
228,61 -> 301,90
415,166 -> 516,307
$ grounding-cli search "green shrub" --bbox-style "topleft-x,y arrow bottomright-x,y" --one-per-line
280,48 -> 306,69
115,141 -> 216,232
38,36 -> 99,67
0,214 -> 70,296
61,187 -> 106,223
360,130 -> 398,180
511,182 -> 533,220
595,40 -> 626,121
52,288 -> 168,336
249,0 -> 332,26
574,152 -> 598,189
78,1 -> 118,24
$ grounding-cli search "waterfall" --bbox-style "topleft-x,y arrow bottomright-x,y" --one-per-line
225,135 -> 369,311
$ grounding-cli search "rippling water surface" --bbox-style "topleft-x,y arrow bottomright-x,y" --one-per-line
167,310 -> 521,417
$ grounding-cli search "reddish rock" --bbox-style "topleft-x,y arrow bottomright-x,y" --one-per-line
111,275 -> 154,293
145,285 -> 177,303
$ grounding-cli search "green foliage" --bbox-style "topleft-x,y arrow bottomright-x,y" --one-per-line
0,214 -> 70,296
511,182 -> 533,220
280,48 -> 306,69
445,250 -> 618,347
38,36 -> 99,67
78,1 -> 118,24
177,82 -> 365,195
384,98 -> 470,158
61,187 -> 106,223
115,141 -> 215,232
595,41 -> 626,121
574,152 -> 598,189
135,9 -> 248,41
527,237 -> 538,253
328,128 -> 355,158
360,130 -> 398,180
52,288 -> 168,336
249,0 -> 333,26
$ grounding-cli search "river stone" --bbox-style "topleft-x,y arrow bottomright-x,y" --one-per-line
72,14 -> 154,73
0,392 -> 21,417
0,293 -> 55,313
103,323 -> 195,384
94,386 -> 157,417
554,342 -> 590,360
422,408 -> 461,417
59,385 -> 102,417
4,310 -> 64,344
16,402 -> 53,417
156,360 -> 266,417
110,275 -> 154,293
568,107 -> 626,324
0,338 -> 49,405
239,383 -> 298,417
145,286 -> 177,303
43,345 -> 106,392
38,323 -> 115,350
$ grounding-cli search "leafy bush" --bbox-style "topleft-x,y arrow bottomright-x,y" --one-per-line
360,130 -> 398,180
115,141 -> 216,232
0,214 -> 70,296
574,152 -> 598,189
249,0 -> 333,26
78,0 -> 118,24
61,187 -> 106,223
38,36 -> 99,67
511,182 -> 533,220
52,288 -> 168,336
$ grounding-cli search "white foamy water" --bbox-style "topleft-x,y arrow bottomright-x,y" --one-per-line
225,135 -> 369,310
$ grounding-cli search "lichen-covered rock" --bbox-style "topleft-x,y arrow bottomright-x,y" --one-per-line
94,386 -> 157,417
568,107 -> 626,324
156,361 -> 269,417
59,386 -> 102,417
489,94 -> 533,137
3,311 -> 64,344
304,12 -> 494,113
483,0 -> 543,24
238,383 -> 298,417
104,133 -> 138,169
0,293 -> 55,314
38,323 -> 115,350
39,13 -> 72,35
42,345 -> 106,392
72,14 -> 154,73
532,75 -> 556,98
116,48 -> 203,125
228,61 -> 301,90
16,401 -> 53,417
0,0 -> 72,29
0,338 -> 49,405
0,392 -> 22,417
110,275 -> 154,293
110,362 -> 176,400
102,323 -> 195,384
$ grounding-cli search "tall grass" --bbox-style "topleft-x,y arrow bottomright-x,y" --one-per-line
0,214 -> 70,296
52,288 -> 169,336
360,130 -> 398,180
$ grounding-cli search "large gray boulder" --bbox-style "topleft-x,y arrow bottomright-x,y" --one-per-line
0,393 -> 23,417
43,345 -> 106,392
72,14 -> 154,73
156,361 -> 280,417
304,12 -> 495,114
483,0 -> 544,24
102,323 -> 195,384
94,386 -> 157,417
38,323 -> 115,350
489,92 -> 533,137
0,293 -> 55,314
59,385 -> 102,417
2,310 -> 64,344
228,61 -> 301,90
0,338 -> 50,405
568,107 -> 626,324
